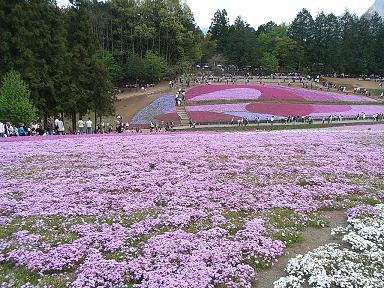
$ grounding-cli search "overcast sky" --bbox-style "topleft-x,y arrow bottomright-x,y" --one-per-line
56,0 -> 374,29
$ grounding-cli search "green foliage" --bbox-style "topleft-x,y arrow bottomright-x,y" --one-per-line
204,7 -> 384,76
97,50 -> 123,84
257,25 -> 297,72
0,0 -> 201,119
123,51 -> 167,84
208,9 -> 230,53
200,37 -> 218,64
143,51 -> 167,83
260,53 -> 279,72
0,71 -> 36,124
224,17 -> 258,67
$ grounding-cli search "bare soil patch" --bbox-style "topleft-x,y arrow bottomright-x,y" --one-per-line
114,81 -> 176,122
255,210 -> 347,288
323,77 -> 383,90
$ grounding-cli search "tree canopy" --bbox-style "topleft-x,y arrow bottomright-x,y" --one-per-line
0,71 -> 36,125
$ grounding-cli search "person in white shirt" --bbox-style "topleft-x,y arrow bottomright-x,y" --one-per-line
0,121 -> 5,137
57,118 -> 64,135
54,117 -> 60,134
78,118 -> 84,135
30,121 -> 38,135
86,117 -> 93,134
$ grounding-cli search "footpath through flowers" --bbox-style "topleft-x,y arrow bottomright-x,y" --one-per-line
275,204 -> 384,288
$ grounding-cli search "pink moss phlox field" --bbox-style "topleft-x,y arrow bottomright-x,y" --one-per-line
186,84 -> 377,102
185,103 -> 384,122
1,127 -> 384,287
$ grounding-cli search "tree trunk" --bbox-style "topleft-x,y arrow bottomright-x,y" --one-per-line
111,19 -> 114,54
132,28 -> 135,55
94,111 -> 97,131
120,24 -> 123,63
72,111 -> 76,135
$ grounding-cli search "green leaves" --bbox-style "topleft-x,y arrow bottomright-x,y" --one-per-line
123,51 -> 167,84
0,70 -> 36,124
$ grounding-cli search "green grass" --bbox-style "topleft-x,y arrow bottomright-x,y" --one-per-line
222,210 -> 257,235
369,89 -> 384,96
185,217 -> 213,233
263,208 -> 331,248
0,262 -> 70,288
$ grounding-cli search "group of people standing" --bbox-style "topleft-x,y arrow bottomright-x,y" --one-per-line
51,116 -> 93,135
0,115 -> 121,137
0,120 -> 49,137
150,120 -> 175,132
175,89 -> 186,106
76,118 -> 94,135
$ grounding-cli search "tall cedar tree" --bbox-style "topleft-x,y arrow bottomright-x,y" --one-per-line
0,0 -> 67,118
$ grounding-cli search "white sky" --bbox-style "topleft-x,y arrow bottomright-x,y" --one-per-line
56,0 -> 374,29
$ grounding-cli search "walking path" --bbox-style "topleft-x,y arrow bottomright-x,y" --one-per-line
255,210 -> 347,288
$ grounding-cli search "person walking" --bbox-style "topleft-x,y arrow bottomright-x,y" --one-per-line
78,118 -> 85,135
86,117 -> 93,134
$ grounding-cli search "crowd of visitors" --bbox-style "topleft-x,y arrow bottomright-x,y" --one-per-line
1,112 -> 383,137
149,120 -> 175,132
0,120 -> 45,137
223,112 -> 384,127
174,89 -> 186,106
0,115 -> 133,137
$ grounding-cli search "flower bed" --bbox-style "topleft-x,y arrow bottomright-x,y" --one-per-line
191,88 -> 262,101
186,85 -> 377,102
275,204 -> 384,288
130,94 -> 175,125
0,128 -> 384,287
185,103 -> 384,122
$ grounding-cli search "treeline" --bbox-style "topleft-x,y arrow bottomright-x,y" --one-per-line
0,0 -> 203,126
0,0 -> 115,126
87,0 -> 203,83
205,9 -> 384,76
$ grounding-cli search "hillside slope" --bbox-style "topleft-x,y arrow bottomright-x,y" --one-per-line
364,0 -> 384,18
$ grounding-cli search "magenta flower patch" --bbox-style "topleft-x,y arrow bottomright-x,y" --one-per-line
186,84 -> 377,102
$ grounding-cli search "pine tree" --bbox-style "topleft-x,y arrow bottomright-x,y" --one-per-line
0,71 -> 36,125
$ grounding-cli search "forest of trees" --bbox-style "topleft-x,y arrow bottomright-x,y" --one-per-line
0,0 -> 383,125
206,9 -> 384,76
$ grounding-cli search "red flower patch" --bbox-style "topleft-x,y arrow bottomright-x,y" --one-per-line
245,103 -> 315,116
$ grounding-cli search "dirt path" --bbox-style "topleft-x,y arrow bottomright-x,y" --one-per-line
255,210 -> 347,288
116,81 -> 173,100
114,81 -> 177,122
323,77 -> 383,90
